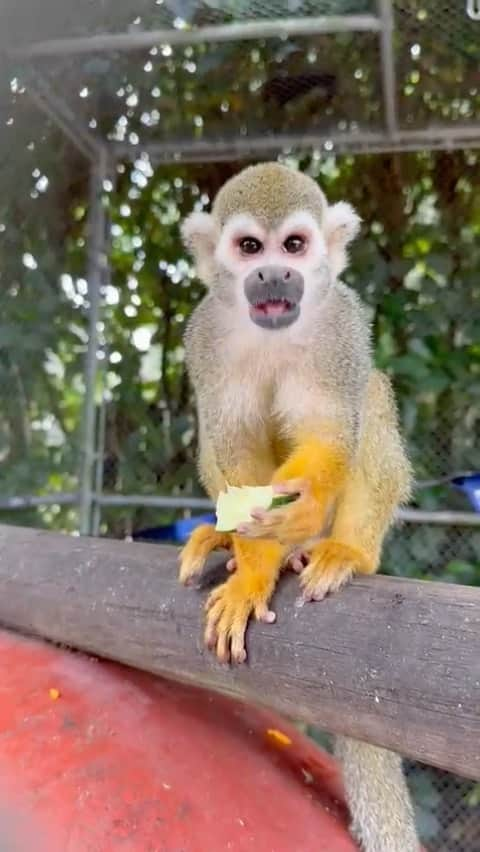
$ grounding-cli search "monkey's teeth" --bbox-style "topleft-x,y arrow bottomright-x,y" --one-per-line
253,299 -> 293,316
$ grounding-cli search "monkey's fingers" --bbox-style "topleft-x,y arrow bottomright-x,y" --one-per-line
298,539 -> 370,604
272,478 -> 308,496
238,494 -> 325,545
236,504 -> 291,538
179,524 -> 232,585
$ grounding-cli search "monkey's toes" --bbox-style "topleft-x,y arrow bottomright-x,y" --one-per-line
178,552 -> 204,585
204,584 -> 249,664
178,524 -> 232,585
284,548 -> 310,573
204,581 -> 276,663
298,539 -> 369,603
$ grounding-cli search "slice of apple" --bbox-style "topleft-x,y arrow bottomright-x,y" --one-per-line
215,484 -> 297,533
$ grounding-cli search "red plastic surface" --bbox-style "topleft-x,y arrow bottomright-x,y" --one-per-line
0,629 -> 357,851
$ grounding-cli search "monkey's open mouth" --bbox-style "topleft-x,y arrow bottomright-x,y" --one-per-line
249,298 -> 300,329
252,298 -> 293,317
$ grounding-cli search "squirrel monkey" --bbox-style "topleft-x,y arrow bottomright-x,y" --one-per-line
178,163 -> 418,851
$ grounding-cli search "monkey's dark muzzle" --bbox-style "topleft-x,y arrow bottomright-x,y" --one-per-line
244,266 -> 304,329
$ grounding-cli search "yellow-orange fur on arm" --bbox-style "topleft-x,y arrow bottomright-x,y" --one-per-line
237,436 -> 348,545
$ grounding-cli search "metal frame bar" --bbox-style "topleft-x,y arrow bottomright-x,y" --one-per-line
0,494 -> 79,510
2,493 -> 480,527
111,124 -> 480,165
377,0 -> 398,137
91,363 -> 108,537
22,68 -> 104,163
91,162 -> 116,538
11,15 -> 382,58
78,150 -> 109,535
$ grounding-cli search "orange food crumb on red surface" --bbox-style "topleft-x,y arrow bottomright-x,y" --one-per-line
48,688 -> 61,701
266,728 -> 292,747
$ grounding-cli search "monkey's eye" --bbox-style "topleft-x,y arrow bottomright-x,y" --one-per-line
239,237 -> 263,255
283,234 -> 306,254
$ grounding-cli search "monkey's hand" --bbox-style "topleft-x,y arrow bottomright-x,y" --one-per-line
299,539 -> 372,602
204,539 -> 283,663
237,478 -> 334,545
179,524 -> 233,585
237,440 -> 347,546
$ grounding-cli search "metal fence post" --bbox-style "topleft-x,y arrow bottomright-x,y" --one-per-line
79,149 -> 108,535
377,0 -> 398,138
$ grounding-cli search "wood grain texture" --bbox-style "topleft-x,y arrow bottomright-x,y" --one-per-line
0,523 -> 478,779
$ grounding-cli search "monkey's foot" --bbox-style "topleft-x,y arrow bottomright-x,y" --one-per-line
204,575 -> 276,664
299,539 -> 371,603
178,524 -> 232,585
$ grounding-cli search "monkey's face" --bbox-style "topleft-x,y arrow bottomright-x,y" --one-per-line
215,211 -> 326,330
181,163 -> 361,333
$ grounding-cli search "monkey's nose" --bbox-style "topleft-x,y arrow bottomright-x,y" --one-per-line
254,266 -> 292,286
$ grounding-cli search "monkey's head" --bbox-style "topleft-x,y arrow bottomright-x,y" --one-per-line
182,162 -> 360,331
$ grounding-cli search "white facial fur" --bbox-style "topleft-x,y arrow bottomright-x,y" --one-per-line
182,201 -> 360,344
214,210 -> 326,327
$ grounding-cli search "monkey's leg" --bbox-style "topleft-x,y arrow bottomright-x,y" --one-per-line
300,373 -> 411,601
299,460 -> 397,600
179,525 -> 233,585
334,737 -> 418,852
204,537 -> 285,664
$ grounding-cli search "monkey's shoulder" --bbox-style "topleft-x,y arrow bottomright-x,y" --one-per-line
184,297 -> 217,361
329,282 -> 372,329
307,283 -> 373,377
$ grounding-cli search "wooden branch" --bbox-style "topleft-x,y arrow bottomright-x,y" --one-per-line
0,524 -> 479,780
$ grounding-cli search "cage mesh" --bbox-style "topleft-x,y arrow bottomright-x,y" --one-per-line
396,2 -> 480,129
29,32 -> 382,148
3,0 -> 480,156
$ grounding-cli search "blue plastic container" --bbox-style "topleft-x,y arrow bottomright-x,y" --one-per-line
450,473 -> 480,513
133,513 -> 217,544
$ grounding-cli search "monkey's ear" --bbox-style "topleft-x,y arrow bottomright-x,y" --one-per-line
324,202 -> 361,278
181,211 -> 217,257
181,212 -> 219,283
